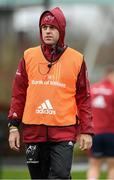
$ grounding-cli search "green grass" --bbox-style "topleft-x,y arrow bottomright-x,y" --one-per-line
72,171 -> 107,179
1,169 -> 30,179
0,167 -> 107,179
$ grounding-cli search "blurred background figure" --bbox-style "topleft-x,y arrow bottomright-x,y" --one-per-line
87,66 -> 114,180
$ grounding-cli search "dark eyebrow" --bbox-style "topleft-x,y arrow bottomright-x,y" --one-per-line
42,25 -> 55,28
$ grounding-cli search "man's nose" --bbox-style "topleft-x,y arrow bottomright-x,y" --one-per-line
46,27 -> 51,33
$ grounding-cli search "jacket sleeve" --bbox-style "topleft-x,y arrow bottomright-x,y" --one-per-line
76,58 -> 93,135
8,58 -> 28,127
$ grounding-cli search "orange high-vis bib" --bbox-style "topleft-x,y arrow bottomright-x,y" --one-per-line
22,46 -> 83,126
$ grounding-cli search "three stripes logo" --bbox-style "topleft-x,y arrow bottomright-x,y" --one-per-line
36,99 -> 56,115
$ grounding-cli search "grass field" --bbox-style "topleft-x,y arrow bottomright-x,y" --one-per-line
0,167 -> 107,179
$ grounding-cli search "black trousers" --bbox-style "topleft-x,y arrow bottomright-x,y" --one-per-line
25,141 -> 74,179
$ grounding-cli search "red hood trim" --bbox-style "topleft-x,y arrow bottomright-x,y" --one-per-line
39,7 -> 66,61
39,7 -> 66,47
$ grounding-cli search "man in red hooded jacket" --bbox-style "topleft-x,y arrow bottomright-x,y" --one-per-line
8,7 -> 93,179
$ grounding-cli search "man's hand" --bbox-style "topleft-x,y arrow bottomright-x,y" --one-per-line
77,134 -> 92,151
9,130 -> 20,151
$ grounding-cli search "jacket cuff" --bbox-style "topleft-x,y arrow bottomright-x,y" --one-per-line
8,119 -> 21,128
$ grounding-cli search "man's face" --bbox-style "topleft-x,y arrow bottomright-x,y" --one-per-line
41,25 -> 59,45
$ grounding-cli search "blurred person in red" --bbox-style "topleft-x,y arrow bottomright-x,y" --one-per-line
8,7 -> 93,179
87,66 -> 114,180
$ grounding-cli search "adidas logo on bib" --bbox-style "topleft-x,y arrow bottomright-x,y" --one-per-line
36,99 -> 56,115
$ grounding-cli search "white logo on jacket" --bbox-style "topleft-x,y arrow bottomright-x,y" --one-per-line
36,99 -> 56,115
92,95 -> 106,108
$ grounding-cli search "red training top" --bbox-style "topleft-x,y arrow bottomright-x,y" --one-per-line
91,79 -> 114,134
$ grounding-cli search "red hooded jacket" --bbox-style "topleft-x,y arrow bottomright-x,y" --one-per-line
8,7 -> 93,143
